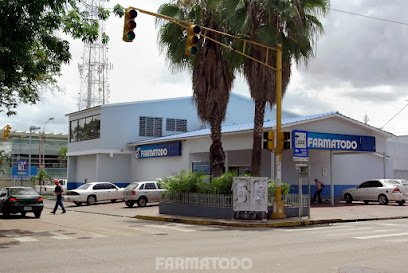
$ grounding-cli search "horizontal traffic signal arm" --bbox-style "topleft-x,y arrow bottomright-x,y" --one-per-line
126,7 -> 279,70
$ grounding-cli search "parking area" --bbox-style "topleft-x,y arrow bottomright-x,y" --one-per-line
43,199 -> 159,218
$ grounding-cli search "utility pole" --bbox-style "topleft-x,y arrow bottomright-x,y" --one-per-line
271,43 -> 286,219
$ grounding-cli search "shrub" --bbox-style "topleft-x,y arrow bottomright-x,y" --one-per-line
268,179 -> 291,198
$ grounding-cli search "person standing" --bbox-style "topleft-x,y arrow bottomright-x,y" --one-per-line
312,178 -> 324,204
51,179 -> 66,214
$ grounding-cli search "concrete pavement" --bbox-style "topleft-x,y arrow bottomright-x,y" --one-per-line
45,199 -> 408,228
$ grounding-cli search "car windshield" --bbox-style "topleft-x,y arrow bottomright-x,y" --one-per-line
125,183 -> 139,190
77,184 -> 92,190
9,187 -> 38,195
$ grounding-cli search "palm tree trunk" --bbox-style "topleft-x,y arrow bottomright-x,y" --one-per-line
251,100 -> 266,176
209,107 -> 225,177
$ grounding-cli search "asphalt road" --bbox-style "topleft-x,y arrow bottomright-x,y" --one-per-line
1,202 -> 407,273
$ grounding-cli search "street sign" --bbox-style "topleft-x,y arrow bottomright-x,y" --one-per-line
293,130 -> 309,161
13,160 -> 28,177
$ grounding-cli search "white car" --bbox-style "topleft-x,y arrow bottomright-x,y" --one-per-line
342,179 -> 408,205
64,182 -> 124,206
35,179 -> 67,195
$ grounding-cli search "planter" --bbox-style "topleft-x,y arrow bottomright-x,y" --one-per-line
267,206 -> 310,218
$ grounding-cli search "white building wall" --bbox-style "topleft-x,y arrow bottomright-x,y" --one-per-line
76,155 -> 97,182
97,154 -> 131,183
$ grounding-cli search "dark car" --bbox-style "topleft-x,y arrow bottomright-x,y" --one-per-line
0,187 -> 44,218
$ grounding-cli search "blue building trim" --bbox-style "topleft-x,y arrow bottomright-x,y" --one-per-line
288,184 -> 356,202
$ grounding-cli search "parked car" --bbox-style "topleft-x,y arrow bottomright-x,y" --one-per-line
64,182 -> 124,206
0,187 -> 44,218
35,179 -> 67,195
123,181 -> 165,207
342,179 -> 408,205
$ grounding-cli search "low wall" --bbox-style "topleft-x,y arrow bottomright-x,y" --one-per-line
159,202 -> 234,219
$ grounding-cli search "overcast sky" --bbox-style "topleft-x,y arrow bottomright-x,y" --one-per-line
3,0 -> 408,136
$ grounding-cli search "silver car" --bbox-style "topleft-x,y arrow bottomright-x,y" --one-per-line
123,181 -> 165,207
64,182 -> 124,206
342,179 -> 408,205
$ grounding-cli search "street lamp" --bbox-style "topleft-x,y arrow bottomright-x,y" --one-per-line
40,117 -> 54,169
28,126 -> 40,179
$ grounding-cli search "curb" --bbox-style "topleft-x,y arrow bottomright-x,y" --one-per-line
134,214 -> 408,228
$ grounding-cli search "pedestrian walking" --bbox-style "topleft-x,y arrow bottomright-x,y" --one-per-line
51,179 -> 66,214
312,178 -> 324,204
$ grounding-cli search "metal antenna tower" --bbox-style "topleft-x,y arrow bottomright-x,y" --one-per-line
77,0 -> 112,110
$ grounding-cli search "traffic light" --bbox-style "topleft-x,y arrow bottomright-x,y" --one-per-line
122,8 -> 138,42
2,124 -> 11,140
263,131 -> 274,151
283,131 -> 291,150
276,131 -> 291,152
185,24 -> 201,56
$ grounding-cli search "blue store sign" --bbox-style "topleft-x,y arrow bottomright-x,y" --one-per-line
307,131 -> 376,152
136,141 -> 182,159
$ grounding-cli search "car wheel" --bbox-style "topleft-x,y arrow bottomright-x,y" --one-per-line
378,194 -> 389,205
345,194 -> 353,204
21,212 -> 26,217
34,211 -> 41,218
137,197 -> 147,207
397,200 -> 405,206
363,201 -> 369,205
87,195 -> 97,205
125,201 -> 134,208
110,199 -> 117,203
74,202 -> 82,206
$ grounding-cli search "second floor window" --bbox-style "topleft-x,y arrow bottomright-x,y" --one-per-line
139,116 -> 162,137
166,118 -> 187,132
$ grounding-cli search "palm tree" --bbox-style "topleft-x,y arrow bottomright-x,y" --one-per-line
223,0 -> 329,176
156,0 -> 238,177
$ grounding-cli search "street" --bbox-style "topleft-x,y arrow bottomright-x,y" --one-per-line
1,201 -> 408,273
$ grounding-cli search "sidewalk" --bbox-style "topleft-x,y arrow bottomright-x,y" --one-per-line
134,202 -> 408,228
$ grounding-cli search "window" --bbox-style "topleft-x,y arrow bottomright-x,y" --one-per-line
93,184 -> 105,190
359,182 -> 371,188
139,116 -> 162,137
69,114 -> 100,142
145,183 -> 157,190
166,118 -> 187,132
106,183 -> 117,189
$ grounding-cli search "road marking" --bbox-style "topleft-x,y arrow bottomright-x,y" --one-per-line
354,232 -> 408,240
143,224 -> 196,233
49,232 -> 74,240
327,229 -> 395,237
3,232 -> 39,242
14,236 -> 39,242
282,225 -> 355,232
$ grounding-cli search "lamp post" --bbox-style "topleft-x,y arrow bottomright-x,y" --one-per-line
41,117 -> 54,170
29,126 -> 40,179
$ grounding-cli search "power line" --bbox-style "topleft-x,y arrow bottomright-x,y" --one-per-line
330,8 -> 408,26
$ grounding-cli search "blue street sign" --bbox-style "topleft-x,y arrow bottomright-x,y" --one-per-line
293,130 -> 309,161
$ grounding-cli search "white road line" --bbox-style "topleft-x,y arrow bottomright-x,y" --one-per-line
3,232 -> 39,242
327,229 -> 395,237
49,232 -> 74,240
282,225 -> 355,232
87,232 -> 108,238
14,236 -> 39,242
143,224 -> 196,233
354,232 -> 408,240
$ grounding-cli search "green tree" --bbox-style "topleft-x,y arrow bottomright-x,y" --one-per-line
30,168 -> 52,193
156,0 -> 239,177
223,0 -> 329,176
0,0 -> 112,116
58,146 -> 68,167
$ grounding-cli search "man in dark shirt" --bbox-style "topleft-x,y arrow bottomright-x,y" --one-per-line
51,179 -> 66,214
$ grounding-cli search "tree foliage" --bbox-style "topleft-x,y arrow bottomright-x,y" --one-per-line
0,0 -> 111,115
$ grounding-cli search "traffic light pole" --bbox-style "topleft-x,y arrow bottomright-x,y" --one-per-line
271,43 -> 286,219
